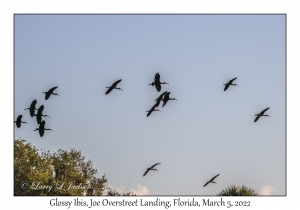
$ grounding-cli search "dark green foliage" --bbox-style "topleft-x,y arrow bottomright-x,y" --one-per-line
217,185 -> 258,196
105,187 -> 136,196
14,139 -> 107,196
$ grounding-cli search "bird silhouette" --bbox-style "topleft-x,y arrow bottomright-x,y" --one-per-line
224,77 -> 238,91
34,120 -> 53,137
105,79 -> 123,95
154,91 -> 167,107
162,92 -> 178,108
254,107 -> 270,122
24,99 -> 38,117
143,163 -> 161,176
146,104 -> 161,117
149,73 -> 169,92
203,174 -> 220,187
14,115 -> 28,128
34,105 -> 50,124
43,86 -> 59,100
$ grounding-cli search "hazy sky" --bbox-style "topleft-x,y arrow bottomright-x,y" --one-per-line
14,14 -> 285,196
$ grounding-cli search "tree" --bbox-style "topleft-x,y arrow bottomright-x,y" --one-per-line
217,185 -> 258,196
14,139 -> 53,196
105,187 -> 136,196
14,139 -> 107,196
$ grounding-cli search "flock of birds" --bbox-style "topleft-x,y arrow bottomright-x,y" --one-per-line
15,73 -> 271,190
14,86 -> 59,137
100,73 -> 271,187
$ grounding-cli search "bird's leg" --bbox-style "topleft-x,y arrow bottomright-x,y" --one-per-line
45,128 -> 53,131
155,109 -> 161,112
117,88 -> 123,91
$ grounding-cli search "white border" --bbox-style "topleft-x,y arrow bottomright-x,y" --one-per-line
2,0 -> 297,209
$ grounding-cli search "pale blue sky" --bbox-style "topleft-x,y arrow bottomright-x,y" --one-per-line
14,14 -> 285,195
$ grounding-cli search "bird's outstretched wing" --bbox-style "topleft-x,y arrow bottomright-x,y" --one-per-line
48,86 -> 58,93
260,107 -> 270,115
105,86 -> 114,95
147,105 -> 157,117
151,163 -> 161,168
112,79 -> 122,87
229,77 -> 237,83
37,105 -> 45,115
45,94 -> 51,100
106,79 -> 122,95
147,110 -> 152,117
224,77 -> 237,91
224,83 -> 230,91
155,100 -> 161,107
203,181 -> 210,187
45,87 -> 58,99
254,115 -> 260,122
203,174 -> 220,187
155,91 -> 167,102
143,168 -> 150,176
162,100 -> 168,107
211,174 -> 220,180
162,92 -> 170,107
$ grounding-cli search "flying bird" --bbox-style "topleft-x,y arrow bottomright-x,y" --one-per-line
162,92 -> 178,108
34,120 -> 53,137
154,91 -> 167,107
34,105 -> 50,124
254,107 -> 270,122
24,99 -> 38,117
148,73 -> 169,92
43,86 -> 59,100
14,115 -> 28,128
224,77 -> 238,91
143,163 -> 161,177
203,174 -> 220,187
105,79 -> 123,95
146,104 -> 161,117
